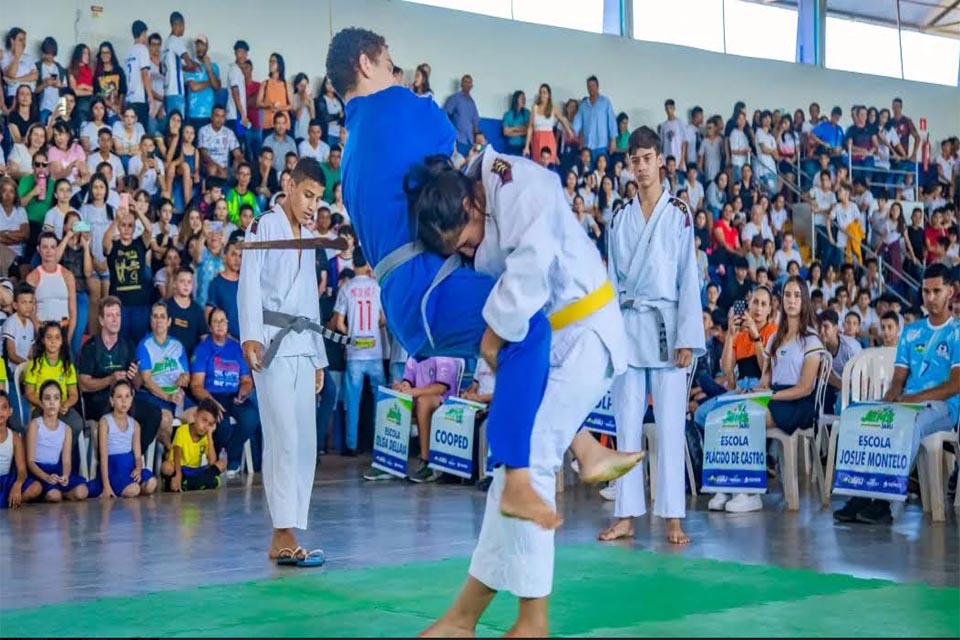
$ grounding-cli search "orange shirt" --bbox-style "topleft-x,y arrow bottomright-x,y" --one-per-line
731,322 -> 777,379
261,79 -> 289,130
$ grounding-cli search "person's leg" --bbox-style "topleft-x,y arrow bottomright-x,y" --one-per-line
226,396 -> 260,470
133,400 -> 162,452
71,291 -> 89,360
342,359 -> 365,453
315,367 -> 337,453
601,366 -> 648,541
211,395 -> 237,466
649,366 -> 691,544
415,394 -> 443,461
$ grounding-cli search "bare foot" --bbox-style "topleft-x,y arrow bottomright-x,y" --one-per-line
419,618 -> 475,638
504,623 -> 548,637
598,518 -> 634,541
578,450 -> 646,485
500,472 -> 562,530
267,530 -> 300,560
666,518 -> 690,545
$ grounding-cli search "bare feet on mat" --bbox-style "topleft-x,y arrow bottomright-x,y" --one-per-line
598,518 -> 634,541
500,469 -> 562,530
419,618 -> 475,638
504,623 -> 548,637
267,529 -> 300,560
578,449 -> 646,485
666,518 -> 690,545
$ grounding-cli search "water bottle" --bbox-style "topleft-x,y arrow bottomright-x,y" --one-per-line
218,448 -> 228,464
36,172 -> 47,195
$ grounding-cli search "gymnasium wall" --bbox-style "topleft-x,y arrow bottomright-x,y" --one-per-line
8,0 -> 960,141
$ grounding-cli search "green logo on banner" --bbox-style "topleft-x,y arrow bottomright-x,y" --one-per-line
721,404 -> 750,429
860,407 -> 895,430
387,403 -> 403,426
444,406 -> 465,423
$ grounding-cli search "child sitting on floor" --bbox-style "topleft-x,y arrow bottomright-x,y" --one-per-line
25,380 -> 89,502
160,399 -> 226,492
0,391 -> 41,508
88,380 -> 158,499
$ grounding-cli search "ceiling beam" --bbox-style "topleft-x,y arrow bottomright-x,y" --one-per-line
926,0 -> 960,27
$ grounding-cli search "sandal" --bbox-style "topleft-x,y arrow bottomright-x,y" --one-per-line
274,547 -> 301,566
296,548 -> 326,568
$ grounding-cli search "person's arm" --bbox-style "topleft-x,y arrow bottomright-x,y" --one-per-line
64,271 -> 77,343
102,218 -> 117,256
900,364 -> 960,404
237,374 -> 253,401
8,432 -> 28,508
207,61 -> 221,92
720,325 -> 738,390
24,380 -> 40,408
1,220 -> 29,245
255,81 -> 269,109
907,120 -> 920,160
98,417 -> 114,497
409,382 -> 449,399
771,352 -> 822,402
63,382 -> 79,413
60,425 -> 74,480
140,369 -> 173,402
332,311 -> 347,335
188,371 -> 218,408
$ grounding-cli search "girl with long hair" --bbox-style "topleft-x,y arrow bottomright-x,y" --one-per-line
501,90 -> 530,158
93,41 -> 126,119
411,64 -> 432,97
316,75 -> 345,147
68,44 -> 94,121
257,53 -> 292,135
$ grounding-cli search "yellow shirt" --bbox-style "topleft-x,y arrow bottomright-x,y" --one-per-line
167,424 -> 210,468
23,356 -> 78,400
0,359 -> 7,389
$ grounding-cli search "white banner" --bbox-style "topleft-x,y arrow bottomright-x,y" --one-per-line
582,389 -> 616,436
428,397 -> 485,479
702,392 -> 771,494
833,403 -> 920,501
372,386 -> 413,479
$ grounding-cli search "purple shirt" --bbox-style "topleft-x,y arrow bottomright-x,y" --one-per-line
402,356 -> 460,401
443,91 -> 479,146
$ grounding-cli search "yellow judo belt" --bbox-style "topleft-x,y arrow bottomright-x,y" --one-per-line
548,281 -> 615,331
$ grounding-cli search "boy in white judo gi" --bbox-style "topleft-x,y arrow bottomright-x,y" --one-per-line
239,158 -> 329,566
406,150 -> 641,637
599,126 -> 706,546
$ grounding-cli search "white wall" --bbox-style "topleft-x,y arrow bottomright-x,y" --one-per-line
7,0 -> 959,141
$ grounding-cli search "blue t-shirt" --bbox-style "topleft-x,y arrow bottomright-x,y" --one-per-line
206,274 -> 240,339
184,61 -> 220,120
136,335 -> 189,394
895,318 -> 960,424
190,336 -> 249,395
811,120 -> 845,151
342,86 -> 456,354
502,108 -> 530,148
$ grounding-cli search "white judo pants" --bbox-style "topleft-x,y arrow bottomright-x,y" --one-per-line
253,355 -> 318,530
613,365 -> 687,520
469,330 -> 614,599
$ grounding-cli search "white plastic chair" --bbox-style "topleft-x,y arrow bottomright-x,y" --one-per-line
766,351 -> 832,511
822,347 -> 896,505
643,357 -> 699,498
917,426 -> 960,523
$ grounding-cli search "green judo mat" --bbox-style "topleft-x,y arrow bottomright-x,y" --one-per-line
2,545 -> 957,637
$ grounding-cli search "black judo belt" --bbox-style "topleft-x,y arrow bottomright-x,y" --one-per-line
619,297 -> 670,362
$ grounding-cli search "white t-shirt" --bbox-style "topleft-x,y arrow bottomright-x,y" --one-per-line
685,180 -> 704,210
198,125 -> 239,169
225,63 -> 246,121
765,332 -> 824,388
770,206 -> 789,233
0,51 -> 36,97
809,187 -> 836,227
741,219 -> 773,245
2,315 -> 35,361
729,129 -> 750,167
754,129 -> 777,176
127,155 -> 165,196
111,122 -> 145,153
80,121 -> 109,151
161,34 -> 187,97
0,206 -> 28,256
124,42 -> 151,104
334,275 -> 383,361
86,152 -> 125,187
936,154 -> 957,185
80,202 -> 113,263
659,118 -> 685,162
853,305 -> 879,333
323,95 -> 342,139
774,247 -> 801,274
151,221 -> 179,241
832,201 -> 860,248
298,139 -> 330,163
683,122 -> 700,165
43,207 -> 68,239
38,61 -> 65,113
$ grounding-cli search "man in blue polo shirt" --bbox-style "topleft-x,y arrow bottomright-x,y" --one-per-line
572,75 -> 617,160
809,105 -> 847,168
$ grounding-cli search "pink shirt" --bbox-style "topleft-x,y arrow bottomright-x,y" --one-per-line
402,357 -> 460,401
48,143 -> 86,185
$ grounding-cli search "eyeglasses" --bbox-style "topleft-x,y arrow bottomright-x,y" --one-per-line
34,162 -> 49,168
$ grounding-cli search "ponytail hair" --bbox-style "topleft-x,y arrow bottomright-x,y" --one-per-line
403,155 -> 472,255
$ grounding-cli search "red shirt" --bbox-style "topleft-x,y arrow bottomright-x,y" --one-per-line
245,80 -> 261,129
925,226 -> 946,263
713,219 -> 739,253
74,63 -> 94,89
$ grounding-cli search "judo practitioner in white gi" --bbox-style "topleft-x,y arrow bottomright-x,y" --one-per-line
599,126 -> 706,546
408,150 -> 642,637
239,158 -> 329,566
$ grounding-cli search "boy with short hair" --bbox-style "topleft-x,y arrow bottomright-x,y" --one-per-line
2,283 -> 36,366
879,311 -> 901,348
167,267 -> 206,357
843,311 -> 862,340
160,398 -> 225,492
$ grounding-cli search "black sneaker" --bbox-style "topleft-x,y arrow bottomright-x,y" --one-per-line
855,499 -> 893,524
408,460 -> 439,484
833,497 -> 869,523
342,448 -> 358,458
477,476 -> 493,492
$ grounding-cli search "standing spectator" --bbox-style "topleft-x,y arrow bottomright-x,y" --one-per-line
26,232 -> 77,346
35,37 -> 68,125
830,182 -> 862,265
111,107 -> 145,170
7,84 -> 38,144
183,34 -> 220,130
846,106 -> 876,183
522,83 -> 570,166
136,301 -> 193,450
411,64 -> 432,98
262,112 -> 297,174
257,53 -> 292,135
242,60 -> 260,144
2,283 -> 36,367
753,111 -> 779,196
298,120 -> 330,164
93,41 -> 126,121
684,106 -> 703,168
79,174 -> 113,325
291,73 -> 315,143
727,111 -> 751,183
557,98 -> 581,165
320,146 -> 341,194
443,74 -> 480,156
225,41 -> 251,138
808,106 -> 846,169
1,176 -> 30,273
189,307 -> 258,476
195,229 -> 224,307
205,237 -> 241,339
501,90 -> 529,157
613,112 -> 630,157
160,11 -> 194,121
123,20 -> 153,128
572,75 -> 616,159
2,28 -> 38,108
890,97 -> 920,171
166,267 -> 205,357
103,209 -> 153,343
56,212 -> 92,356
658,99 -> 685,163
699,117 -> 724,184
198,106 -> 242,179
145,33 -> 166,138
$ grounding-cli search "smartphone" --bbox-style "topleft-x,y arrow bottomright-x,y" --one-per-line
72,221 -> 92,233
119,193 -> 131,211
733,299 -> 747,317
57,96 -> 68,117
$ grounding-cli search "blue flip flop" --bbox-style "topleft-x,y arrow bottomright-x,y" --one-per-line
296,548 -> 325,568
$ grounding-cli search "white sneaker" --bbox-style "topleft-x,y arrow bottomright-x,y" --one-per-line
708,492 -> 729,511
724,493 -> 763,513
599,484 -> 616,501
225,469 -> 240,480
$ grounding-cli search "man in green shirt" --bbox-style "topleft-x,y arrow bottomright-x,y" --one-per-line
320,145 -> 341,193
225,161 -> 261,225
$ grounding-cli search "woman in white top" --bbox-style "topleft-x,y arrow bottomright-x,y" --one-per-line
727,111 -> 751,184
876,201 -> 905,288
291,73 -> 316,143
110,107 -> 145,170
522,83 -> 573,166
80,97 -> 109,153
6,123 -> 48,180
26,231 -> 77,341
411,64 -> 433,100
43,178 -> 74,239
752,111 -> 779,196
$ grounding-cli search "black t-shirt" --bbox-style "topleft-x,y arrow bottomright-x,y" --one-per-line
719,275 -> 752,315
79,334 -> 137,415
845,125 -> 874,157
107,239 -> 151,307
167,298 -> 206,357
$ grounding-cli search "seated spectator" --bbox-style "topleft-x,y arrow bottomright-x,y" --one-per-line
719,256 -> 751,314
835,264 -> 959,525
198,106 -> 242,179
262,112 -> 297,174
166,267 -> 205,357
195,229 -> 225,307
328,182 -> 349,222
126,137 -> 164,198
2,175 -> 32,274
325,224 -> 355,298
26,232 -> 77,349
171,122 -> 201,203
320,146 -> 341,194
25,380 -> 89,503
103,209 -> 153,344
23,322 -> 85,448
741,205 -> 773,247
48,122 -> 90,192
252,148 -> 279,210
225,162 -> 261,225
189,307 -> 258,476
850,290 -> 879,345
111,107 -> 145,170
0,391 -> 41,508
206,238 -> 241,339
818,309 -> 862,414
160,399 -> 225,492
43,179 -> 74,240
396,356 -> 461,484
7,84 -> 38,144
136,301 -> 196,449
859,258 -> 885,301
3,283 -> 36,367
710,204 -> 743,266
149,199 -> 177,270
298,120 -> 330,164
773,232 -> 802,281
79,296 -> 162,451
79,98 -> 109,153
745,236 -> 768,282
153,246 -> 180,300
87,379 -> 158,499
879,310 -> 901,348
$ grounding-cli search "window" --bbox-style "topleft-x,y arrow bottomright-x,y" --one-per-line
723,0 -> 797,62
901,30 -> 960,87
633,0 -> 725,54
404,0 -> 604,33
404,0 -> 512,20
826,17 -> 904,80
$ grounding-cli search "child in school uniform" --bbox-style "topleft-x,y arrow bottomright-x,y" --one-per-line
88,380 -> 158,499
0,390 -> 41,508
25,380 -> 89,502
160,399 -> 226,492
